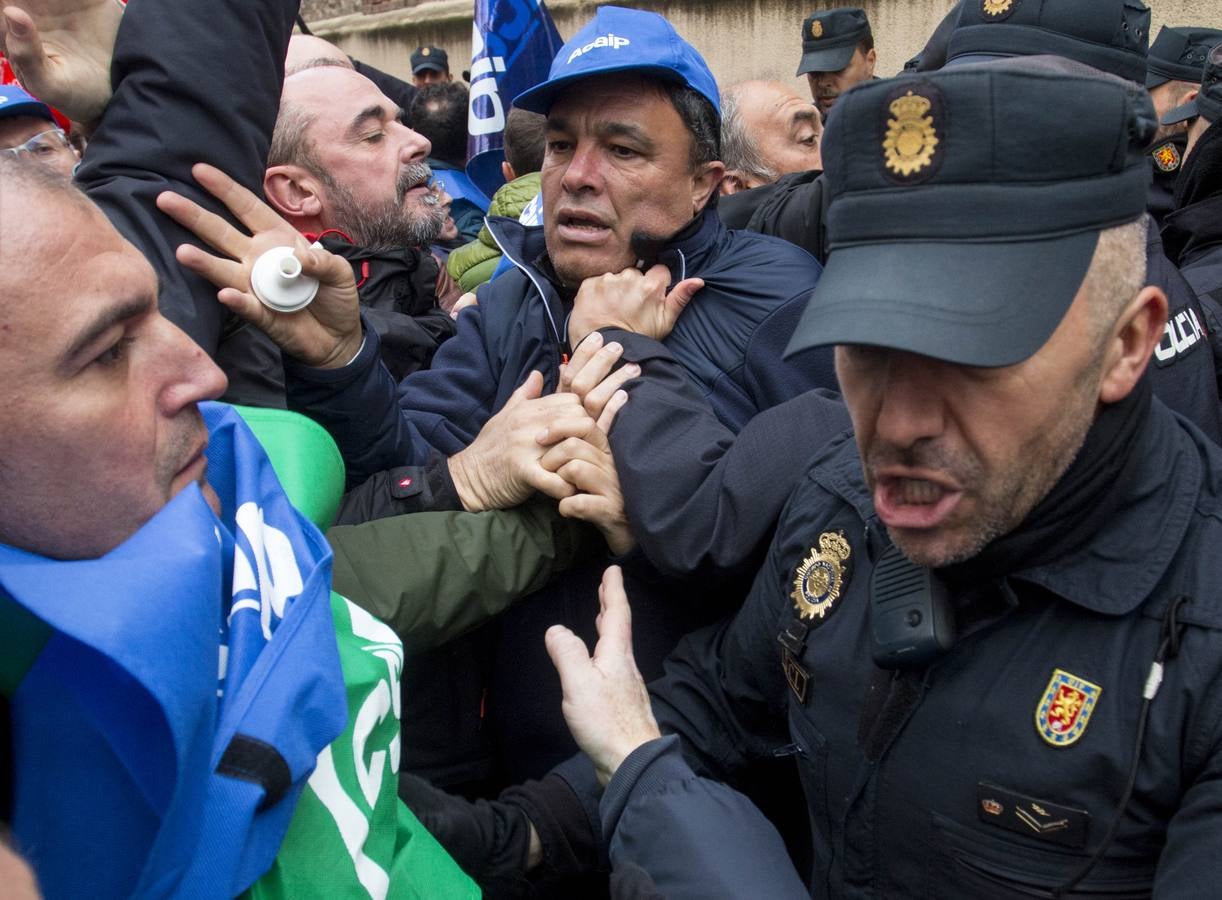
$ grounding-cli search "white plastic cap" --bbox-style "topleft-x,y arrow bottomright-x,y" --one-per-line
250,245 -> 320,313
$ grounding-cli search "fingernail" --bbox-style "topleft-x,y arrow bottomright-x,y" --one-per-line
9,18 -> 28,36
587,332 -> 603,346
606,342 -> 623,355
625,364 -> 640,376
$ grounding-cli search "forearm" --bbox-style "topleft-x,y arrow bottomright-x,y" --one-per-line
602,736 -> 809,900
78,0 -> 298,354
327,497 -> 598,652
285,324 -> 430,485
605,328 -> 849,577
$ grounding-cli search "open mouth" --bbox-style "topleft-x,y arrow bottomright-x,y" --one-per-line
556,210 -> 611,242
397,163 -> 435,202
873,472 -> 964,530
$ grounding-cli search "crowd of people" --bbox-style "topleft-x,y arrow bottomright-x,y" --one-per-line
2,0 -> 1222,897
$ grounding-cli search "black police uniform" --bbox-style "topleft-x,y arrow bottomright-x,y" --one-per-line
628,394 -> 1222,898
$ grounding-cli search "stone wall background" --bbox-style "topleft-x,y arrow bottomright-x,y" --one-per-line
299,0 -> 1222,100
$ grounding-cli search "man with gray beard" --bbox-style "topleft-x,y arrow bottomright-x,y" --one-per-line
216,61 -> 460,407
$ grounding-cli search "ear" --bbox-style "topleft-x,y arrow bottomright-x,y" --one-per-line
864,47 -> 877,76
264,164 -> 324,222
501,159 -> 517,183
1098,285 -> 1168,404
719,170 -> 748,195
691,160 -> 726,213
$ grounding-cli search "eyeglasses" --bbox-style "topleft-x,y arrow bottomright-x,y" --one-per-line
2,127 -> 74,161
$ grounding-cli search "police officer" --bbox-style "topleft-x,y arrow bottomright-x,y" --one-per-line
542,56 -> 1222,898
796,7 -> 876,119
937,0 -> 1222,442
1161,45 -> 1222,307
1144,26 -> 1222,225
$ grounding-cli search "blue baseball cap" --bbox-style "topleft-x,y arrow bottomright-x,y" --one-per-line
0,83 -> 54,123
513,6 -> 720,118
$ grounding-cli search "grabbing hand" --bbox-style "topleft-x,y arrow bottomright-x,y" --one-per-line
0,0 -> 123,129
541,410 -> 633,556
545,566 -> 661,787
447,371 -> 597,512
568,263 -> 703,347
558,330 -> 638,425
156,163 -> 364,369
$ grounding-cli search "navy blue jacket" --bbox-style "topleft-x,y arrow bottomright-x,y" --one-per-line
600,400 -> 1222,898
286,207 -> 837,488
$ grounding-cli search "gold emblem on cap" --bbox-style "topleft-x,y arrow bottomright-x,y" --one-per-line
791,531 -> 851,621
982,0 -> 1013,16
883,91 -> 939,177
421,47 -> 431,56
811,20 -> 824,39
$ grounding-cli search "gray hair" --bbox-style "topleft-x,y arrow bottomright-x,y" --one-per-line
719,84 -> 777,184
1081,217 -> 1149,339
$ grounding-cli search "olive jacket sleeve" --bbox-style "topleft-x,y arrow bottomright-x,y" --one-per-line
327,498 -> 600,653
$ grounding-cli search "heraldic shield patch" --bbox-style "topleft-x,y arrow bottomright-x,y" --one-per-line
1035,669 -> 1102,747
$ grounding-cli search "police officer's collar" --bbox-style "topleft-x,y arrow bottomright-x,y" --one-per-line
950,387 -> 1199,616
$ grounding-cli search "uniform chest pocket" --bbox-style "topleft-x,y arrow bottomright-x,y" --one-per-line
929,812 -> 1154,899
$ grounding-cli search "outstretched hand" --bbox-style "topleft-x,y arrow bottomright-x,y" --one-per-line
0,0 -> 123,129
157,163 -> 364,369
568,263 -> 703,348
545,566 -> 661,787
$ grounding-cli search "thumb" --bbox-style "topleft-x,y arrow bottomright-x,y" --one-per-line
545,623 -> 592,686
508,369 -> 545,407
2,8 -> 46,81
665,277 -> 704,320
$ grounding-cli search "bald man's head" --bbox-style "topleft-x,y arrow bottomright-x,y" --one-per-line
285,34 -> 354,76
265,66 -> 444,249
719,80 -> 822,194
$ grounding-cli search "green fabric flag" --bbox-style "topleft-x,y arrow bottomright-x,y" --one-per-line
245,593 -> 480,899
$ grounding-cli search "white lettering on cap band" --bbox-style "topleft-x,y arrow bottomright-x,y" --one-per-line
567,33 -> 631,65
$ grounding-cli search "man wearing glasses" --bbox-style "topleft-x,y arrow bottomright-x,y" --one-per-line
0,83 -> 78,177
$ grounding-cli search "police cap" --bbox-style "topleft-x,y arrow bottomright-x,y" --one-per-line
411,46 -> 449,75
945,0 -> 1150,84
796,7 -> 872,76
1146,26 -> 1222,89
1162,44 -> 1222,126
786,57 -> 1156,368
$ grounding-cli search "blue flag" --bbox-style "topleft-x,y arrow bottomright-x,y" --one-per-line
466,0 -> 563,199
2,403 -> 345,899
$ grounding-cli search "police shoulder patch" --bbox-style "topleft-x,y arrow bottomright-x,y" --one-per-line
791,531 -> 851,621
1152,141 -> 1182,173
1035,669 -> 1102,747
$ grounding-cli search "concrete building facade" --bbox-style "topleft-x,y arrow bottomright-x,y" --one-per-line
299,0 -> 1222,100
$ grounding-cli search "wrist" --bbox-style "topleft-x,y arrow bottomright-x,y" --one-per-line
316,329 -> 365,370
447,451 -> 487,512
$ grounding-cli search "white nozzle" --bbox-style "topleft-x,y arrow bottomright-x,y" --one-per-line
251,246 -> 319,313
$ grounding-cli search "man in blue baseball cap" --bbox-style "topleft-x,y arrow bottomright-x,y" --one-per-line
168,2 -> 835,810
0,82 -> 77,177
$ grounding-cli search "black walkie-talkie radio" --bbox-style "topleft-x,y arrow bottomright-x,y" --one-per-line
870,543 -> 956,668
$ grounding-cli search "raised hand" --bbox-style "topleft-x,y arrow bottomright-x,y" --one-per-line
545,566 -> 661,787
0,0 -> 123,128
568,263 -> 703,348
157,163 -> 364,369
